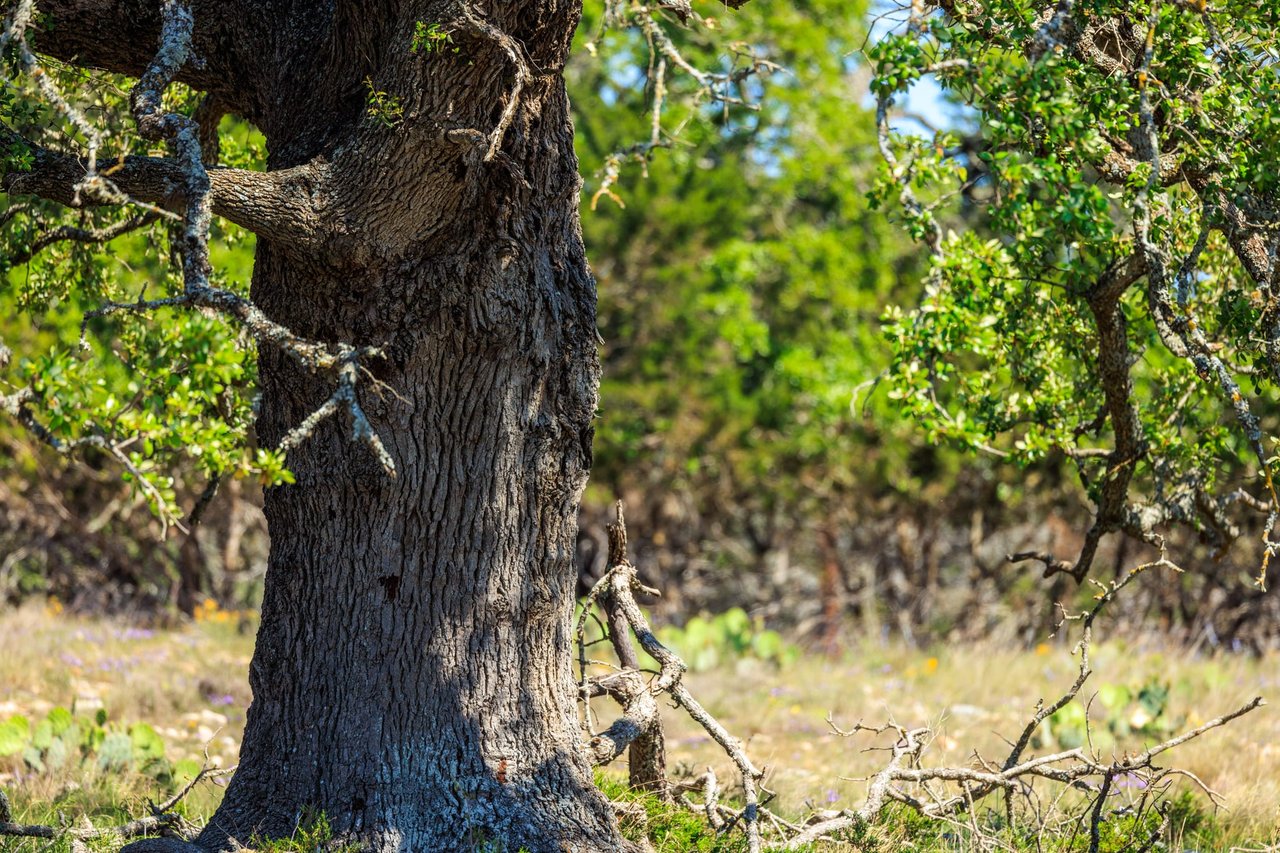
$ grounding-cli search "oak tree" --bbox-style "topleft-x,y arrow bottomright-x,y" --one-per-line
0,0 -> 750,849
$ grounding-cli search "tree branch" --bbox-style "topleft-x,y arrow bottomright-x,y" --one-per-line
3,210 -> 158,266
578,502 -> 766,852
2,0 -> 399,480
2,133 -> 327,250
30,0 -> 247,108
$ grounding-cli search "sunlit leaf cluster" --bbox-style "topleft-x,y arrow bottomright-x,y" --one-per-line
1,43 -> 285,525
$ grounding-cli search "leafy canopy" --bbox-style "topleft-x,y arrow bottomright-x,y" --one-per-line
870,0 -> 1280,583
1,39 -> 277,531
575,0 -> 929,523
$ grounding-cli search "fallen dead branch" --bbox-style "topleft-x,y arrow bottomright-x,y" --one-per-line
578,501 -> 769,852
579,507 -> 1267,851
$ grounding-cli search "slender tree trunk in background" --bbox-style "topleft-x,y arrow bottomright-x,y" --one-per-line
217,477 -> 247,602
174,534 -> 205,614
31,1 -> 635,850
818,525 -> 842,657
858,558 -> 880,639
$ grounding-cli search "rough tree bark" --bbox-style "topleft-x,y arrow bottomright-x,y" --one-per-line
18,1 -> 639,850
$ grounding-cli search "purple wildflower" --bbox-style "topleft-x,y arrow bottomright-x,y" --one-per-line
1115,773 -> 1147,790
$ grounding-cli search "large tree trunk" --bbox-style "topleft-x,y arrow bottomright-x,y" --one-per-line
202,255 -> 623,851
185,4 -> 626,851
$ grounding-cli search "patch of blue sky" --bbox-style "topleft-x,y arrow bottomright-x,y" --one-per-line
864,0 -> 975,136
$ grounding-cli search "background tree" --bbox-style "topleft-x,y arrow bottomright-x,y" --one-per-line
572,0 -> 932,641
872,0 -> 1280,590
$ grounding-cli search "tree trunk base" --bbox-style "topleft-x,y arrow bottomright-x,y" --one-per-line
127,828 -> 644,853
191,763 -> 642,853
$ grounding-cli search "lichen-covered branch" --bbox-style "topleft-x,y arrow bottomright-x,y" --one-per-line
3,210 -> 158,266
1,0 -> 398,479
781,722 -> 929,850
455,6 -> 532,163
1,131 -> 329,248
0,380 -> 188,534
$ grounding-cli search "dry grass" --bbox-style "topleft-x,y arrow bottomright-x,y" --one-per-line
1,603 -> 1278,847
0,601 -> 253,822
643,637 -> 1280,845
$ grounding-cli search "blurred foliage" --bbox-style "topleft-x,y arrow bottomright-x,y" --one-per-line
1042,676 -> 1182,752
0,48 -> 284,519
576,602 -> 797,671
651,607 -> 799,671
574,0 -> 931,514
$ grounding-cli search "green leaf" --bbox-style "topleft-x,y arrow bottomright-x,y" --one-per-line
0,716 -> 29,757
44,736 -> 70,770
22,745 -> 45,773
172,757 -> 204,787
46,706 -> 73,737
129,723 -> 166,763
97,732 -> 133,771
31,719 -> 53,750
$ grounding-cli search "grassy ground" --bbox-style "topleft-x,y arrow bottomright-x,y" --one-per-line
1,603 -> 1277,850
635,639 -> 1280,847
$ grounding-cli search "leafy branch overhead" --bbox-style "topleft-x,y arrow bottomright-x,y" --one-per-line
580,0 -> 781,209
871,0 -> 1280,584
1,0 -> 401,528
0,0 -> 785,532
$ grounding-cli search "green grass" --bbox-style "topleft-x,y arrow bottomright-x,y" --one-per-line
1,604 -> 1277,851
251,810 -> 363,853
598,772 -> 753,852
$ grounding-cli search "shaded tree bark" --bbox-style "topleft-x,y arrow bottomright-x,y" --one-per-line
20,1 -> 638,850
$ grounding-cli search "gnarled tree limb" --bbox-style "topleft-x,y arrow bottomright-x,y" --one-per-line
1,131 -> 329,253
